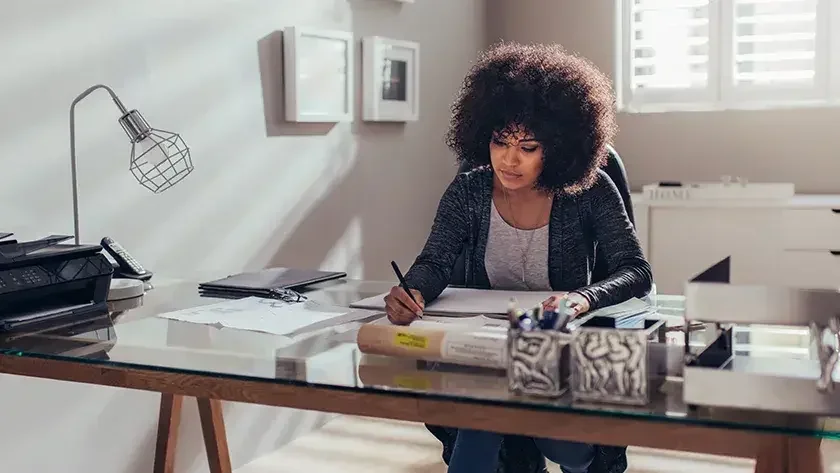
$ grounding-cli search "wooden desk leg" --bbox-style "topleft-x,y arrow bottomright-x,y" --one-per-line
754,436 -> 823,473
755,437 -> 786,473
786,437 -> 823,473
153,393 -> 184,473
197,398 -> 232,473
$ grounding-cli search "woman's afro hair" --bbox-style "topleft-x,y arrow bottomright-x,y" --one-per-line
445,41 -> 618,194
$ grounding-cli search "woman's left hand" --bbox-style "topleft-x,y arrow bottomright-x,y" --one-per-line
542,292 -> 591,318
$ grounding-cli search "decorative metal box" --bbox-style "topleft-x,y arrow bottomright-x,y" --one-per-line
570,317 -> 667,406
507,328 -> 572,398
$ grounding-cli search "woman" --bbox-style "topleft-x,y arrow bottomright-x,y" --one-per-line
384,42 -> 652,473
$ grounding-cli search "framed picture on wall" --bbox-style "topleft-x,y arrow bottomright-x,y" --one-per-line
283,26 -> 354,122
362,36 -> 420,122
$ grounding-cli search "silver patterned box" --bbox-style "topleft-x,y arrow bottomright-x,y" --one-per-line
570,318 -> 667,406
507,328 -> 573,398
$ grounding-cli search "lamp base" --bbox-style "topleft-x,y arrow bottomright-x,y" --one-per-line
107,278 -> 145,301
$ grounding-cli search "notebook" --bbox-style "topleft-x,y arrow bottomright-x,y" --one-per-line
350,287 -> 557,317
350,286 -> 652,325
199,267 -> 346,298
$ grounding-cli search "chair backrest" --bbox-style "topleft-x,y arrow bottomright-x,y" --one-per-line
592,146 -> 634,283
448,146 -> 633,286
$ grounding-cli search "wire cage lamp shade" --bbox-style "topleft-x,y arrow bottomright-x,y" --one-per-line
119,109 -> 194,194
69,84 -> 196,244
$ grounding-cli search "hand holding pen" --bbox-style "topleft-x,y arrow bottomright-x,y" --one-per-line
384,261 -> 425,325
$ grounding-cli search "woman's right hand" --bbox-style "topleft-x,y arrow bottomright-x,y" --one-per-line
383,286 -> 425,325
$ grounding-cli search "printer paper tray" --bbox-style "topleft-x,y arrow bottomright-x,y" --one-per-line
0,303 -> 102,331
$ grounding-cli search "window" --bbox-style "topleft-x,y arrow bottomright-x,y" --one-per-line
617,0 -> 840,112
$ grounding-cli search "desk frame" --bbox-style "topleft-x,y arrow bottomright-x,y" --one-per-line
0,354 -> 823,473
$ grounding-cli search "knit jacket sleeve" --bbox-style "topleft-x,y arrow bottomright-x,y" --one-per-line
403,174 -> 470,304
574,171 -> 653,310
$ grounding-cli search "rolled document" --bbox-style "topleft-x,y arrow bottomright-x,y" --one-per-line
356,315 -> 509,369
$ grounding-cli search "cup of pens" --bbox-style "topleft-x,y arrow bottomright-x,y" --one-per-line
506,299 -> 574,398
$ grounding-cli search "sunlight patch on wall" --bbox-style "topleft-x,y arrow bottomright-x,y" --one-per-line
320,216 -> 364,279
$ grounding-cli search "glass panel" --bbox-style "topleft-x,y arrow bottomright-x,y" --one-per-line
733,0 -> 818,86
0,281 -> 836,439
630,1 -> 711,89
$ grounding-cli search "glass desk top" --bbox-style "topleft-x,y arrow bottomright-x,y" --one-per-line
0,278 -> 836,439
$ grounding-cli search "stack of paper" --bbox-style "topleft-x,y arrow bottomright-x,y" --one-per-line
350,287 -> 652,323
350,287 -> 557,317
157,297 -> 372,337
569,297 -> 653,330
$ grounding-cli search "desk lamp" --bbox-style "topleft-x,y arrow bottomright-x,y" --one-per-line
69,84 -> 194,245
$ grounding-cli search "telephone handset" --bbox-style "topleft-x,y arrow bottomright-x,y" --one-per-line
101,237 -> 153,281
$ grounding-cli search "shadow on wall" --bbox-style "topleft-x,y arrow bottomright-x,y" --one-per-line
251,12 -> 435,281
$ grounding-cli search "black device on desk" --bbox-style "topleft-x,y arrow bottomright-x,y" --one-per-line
101,236 -> 153,281
0,233 -> 113,331
198,267 -> 346,299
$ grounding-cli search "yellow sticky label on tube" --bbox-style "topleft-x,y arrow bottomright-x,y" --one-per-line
394,331 -> 428,349
393,375 -> 432,390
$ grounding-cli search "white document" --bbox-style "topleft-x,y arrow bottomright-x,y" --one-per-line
351,287 -> 652,320
370,313 -> 509,330
350,287 -> 557,317
587,297 -> 650,318
157,297 -> 368,336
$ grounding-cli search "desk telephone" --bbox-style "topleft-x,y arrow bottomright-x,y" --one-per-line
100,237 -> 153,282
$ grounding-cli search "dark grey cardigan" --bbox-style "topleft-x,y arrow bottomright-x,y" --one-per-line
405,166 -> 651,473
404,166 -> 652,309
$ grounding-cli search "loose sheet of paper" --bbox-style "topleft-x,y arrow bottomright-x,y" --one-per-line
371,313 -> 509,330
587,297 -> 650,318
351,287 -> 557,316
157,297 -> 364,336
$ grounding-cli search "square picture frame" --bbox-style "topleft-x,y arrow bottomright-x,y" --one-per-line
362,36 -> 420,122
283,26 -> 354,122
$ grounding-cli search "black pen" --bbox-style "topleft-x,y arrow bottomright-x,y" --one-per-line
390,260 -> 422,317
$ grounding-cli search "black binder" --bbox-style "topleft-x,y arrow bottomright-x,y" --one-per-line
198,267 -> 346,299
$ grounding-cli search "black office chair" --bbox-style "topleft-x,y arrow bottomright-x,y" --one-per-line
427,145 -> 633,473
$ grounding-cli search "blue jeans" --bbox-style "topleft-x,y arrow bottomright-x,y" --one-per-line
447,429 -> 594,473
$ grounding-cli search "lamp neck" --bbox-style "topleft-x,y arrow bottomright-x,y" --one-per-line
69,84 -> 131,245
71,84 -> 129,115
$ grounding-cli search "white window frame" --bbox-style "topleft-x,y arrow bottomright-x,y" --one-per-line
617,0 -> 840,113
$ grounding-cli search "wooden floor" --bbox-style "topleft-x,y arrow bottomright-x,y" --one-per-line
234,415 -> 840,473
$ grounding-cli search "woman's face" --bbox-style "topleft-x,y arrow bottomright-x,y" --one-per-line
489,128 -> 544,192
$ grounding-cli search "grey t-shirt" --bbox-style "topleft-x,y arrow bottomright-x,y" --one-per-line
485,201 -> 551,291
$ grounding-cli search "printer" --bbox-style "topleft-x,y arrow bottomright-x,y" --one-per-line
0,233 -> 113,331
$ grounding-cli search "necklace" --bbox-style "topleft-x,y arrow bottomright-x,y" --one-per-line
502,189 -> 547,287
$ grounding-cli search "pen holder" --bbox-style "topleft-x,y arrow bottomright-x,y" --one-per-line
507,328 -> 572,398
570,318 -> 667,406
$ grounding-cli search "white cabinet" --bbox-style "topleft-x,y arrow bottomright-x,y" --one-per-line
632,194 -> 840,295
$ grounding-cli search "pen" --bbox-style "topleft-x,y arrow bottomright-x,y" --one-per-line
390,260 -> 422,318
540,307 -> 558,330
507,298 -> 519,328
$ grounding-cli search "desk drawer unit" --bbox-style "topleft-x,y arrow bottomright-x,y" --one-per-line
782,208 -> 840,251
776,251 -> 840,289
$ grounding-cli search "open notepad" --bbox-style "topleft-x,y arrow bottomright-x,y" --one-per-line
350,286 -> 651,320
350,287 -> 556,317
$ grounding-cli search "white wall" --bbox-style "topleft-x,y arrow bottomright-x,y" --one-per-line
0,1 -> 486,472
